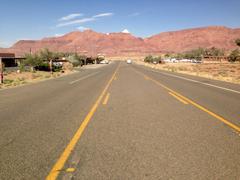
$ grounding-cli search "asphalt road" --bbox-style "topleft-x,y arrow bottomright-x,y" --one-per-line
0,61 -> 239,179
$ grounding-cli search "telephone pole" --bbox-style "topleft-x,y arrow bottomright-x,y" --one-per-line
0,57 -> 3,84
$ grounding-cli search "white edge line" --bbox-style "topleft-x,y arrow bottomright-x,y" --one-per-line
148,69 -> 240,95
69,71 -> 100,84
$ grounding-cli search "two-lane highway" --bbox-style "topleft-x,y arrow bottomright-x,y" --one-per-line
0,61 -> 239,179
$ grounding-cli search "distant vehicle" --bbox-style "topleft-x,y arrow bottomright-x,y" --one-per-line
163,59 -> 171,63
153,61 -> 158,64
179,59 -> 192,63
100,60 -> 109,64
171,58 -> 179,63
127,59 -> 132,64
192,59 -> 201,63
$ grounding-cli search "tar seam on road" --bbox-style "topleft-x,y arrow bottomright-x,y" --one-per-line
149,69 -> 240,94
69,71 -> 100,84
133,68 -> 240,133
169,92 -> 188,104
103,93 -> 110,105
66,168 -> 75,172
46,64 -> 120,180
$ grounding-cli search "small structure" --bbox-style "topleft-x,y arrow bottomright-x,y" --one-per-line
0,53 -> 17,67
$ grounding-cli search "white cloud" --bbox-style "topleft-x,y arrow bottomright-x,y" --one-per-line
93,13 -> 113,18
0,40 -> 14,48
56,12 -> 113,28
54,33 -> 65,37
77,26 -> 90,31
122,29 -> 130,33
57,17 -> 96,27
59,13 -> 83,21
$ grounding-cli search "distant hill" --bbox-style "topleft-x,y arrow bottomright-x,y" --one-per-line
1,26 -> 240,57
144,26 -> 240,53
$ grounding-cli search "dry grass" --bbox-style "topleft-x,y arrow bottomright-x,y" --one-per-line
0,70 -> 75,89
135,61 -> 240,84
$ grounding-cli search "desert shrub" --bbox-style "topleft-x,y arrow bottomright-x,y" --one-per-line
153,56 -> 162,63
4,79 -> 14,84
205,47 -> 224,56
144,55 -> 154,63
68,54 -> 86,67
229,49 -> 240,62
35,63 -> 50,71
235,39 -> 240,47
63,62 -> 74,71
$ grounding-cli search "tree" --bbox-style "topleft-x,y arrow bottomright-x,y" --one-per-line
153,56 -> 162,63
144,55 -> 154,63
67,54 -> 87,67
205,47 -> 224,56
235,39 -> 240,47
39,48 -> 56,73
78,55 -> 87,65
183,48 -> 205,60
24,53 -> 43,72
164,53 -> 171,58
229,49 -> 240,62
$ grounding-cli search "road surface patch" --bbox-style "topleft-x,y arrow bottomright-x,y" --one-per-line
46,64 -> 120,180
133,69 -> 240,133
102,93 -> 110,105
69,72 -> 100,85
169,92 -> 188,104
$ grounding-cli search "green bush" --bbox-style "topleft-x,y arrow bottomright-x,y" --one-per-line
235,39 -> 240,47
229,49 -> 240,62
4,79 -> 14,84
144,55 -> 154,63
68,54 -> 86,67
23,53 -> 44,70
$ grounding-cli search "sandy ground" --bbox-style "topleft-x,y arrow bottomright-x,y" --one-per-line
135,61 -> 240,84
0,70 -> 76,89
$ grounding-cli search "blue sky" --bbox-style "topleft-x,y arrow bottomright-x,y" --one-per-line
0,0 -> 240,47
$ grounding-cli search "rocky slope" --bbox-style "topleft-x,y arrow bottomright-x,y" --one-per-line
1,26 -> 240,56
144,26 -> 240,53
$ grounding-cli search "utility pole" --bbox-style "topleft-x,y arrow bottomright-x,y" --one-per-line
0,57 -> 3,84
49,59 -> 53,74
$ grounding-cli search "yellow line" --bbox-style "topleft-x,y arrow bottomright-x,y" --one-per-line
133,68 -> 240,133
102,93 -> 110,105
169,92 -> 188,104
46,63 -> 120,180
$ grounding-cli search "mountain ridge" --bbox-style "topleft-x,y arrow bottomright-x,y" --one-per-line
1,26 -> 240,56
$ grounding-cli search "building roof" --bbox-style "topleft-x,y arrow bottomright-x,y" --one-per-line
0,53 -> 15,58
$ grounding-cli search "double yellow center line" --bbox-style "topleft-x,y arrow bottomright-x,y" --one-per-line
46,63 -> 120,180
169,92 -> 188,104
